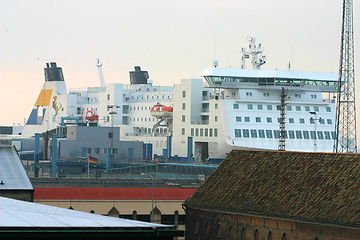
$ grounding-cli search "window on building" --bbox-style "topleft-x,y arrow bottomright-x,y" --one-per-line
289,130 -> 295,139
112,148 -> 118,154
233,104 -> 239,109
256,117 -> 261,123
182,115 -> 185,122
243,129 -> 250,138
314,106 -> 319,112
327,119 -> 332,124
266,130 -> 273,138
263,92 -> 270,97
296,130 -> 302,139
95,148 -> 100,154
247,104 -> 253,110
107,94 -> 110,100
267,105 -> 273,110
245,117 -> 250,122
305,106 -> 310,111
104,148 -> 108,154
289,118 -> 294,123
246,92 -> 253,96
200,129 -> 203,136
191,128 -> 194,136
215,116 -> 218,122
182,128 -> 185,135
87,148 -> 92,154
267,117 -> 272,123
109,132 -> 113,138
195,128 -> 199,137
258,130 -> 265,138
182,91 -> 186,98
326,107 -> 331,112
324,131 -> 331,139
235,129 -> 242,137
311,94 -> 317,99
210,128 -> 213,137
310,131 -> 317,139
257,105 -> 263,110
296,106 -> 301,111
303,131 -> 310,139
182,103 -> 186,110
214,128 -> 218,137
299,118 -> 305,124
236,117 -> 242,122
215,103 -> 218,109
250,129 -> 258,138
205,128 -> 208,137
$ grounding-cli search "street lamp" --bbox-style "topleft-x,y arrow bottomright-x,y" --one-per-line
309,111 -> 322,152
140,171 -> 154,223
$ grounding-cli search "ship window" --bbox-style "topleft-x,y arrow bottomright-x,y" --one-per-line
320,119 -> 325,124
214,129 -> 218,137
191,128 -> 194,136
235,129 -> 242,138
215,116 -> 218,122
327,119 -> 332,124
324,131 -> 331,139
210,129 -> 213,137
266,130 -> 273,138
233,104 -> 239,109
310,131 -> 317,139
247,104 -> 253,110
289,118 -> 294,123
200,129 -> 203,136
182,103 -> 186,110
317,131 -> 324,139
277,118 -> 281,123
246,92 -> 252,96
258,130 -> 265,138
314,106 -> 319,112
289,130 -> 295,139
310,118 -> 315,124
245,117 -> 250,122
109,132 -> 113,138
299,118 -> 305,124
182,91 -> 186,98
305,106 -> 310,111
112,148 -> 118,154
257,105 -> 263,110
326,107 -> 331,112
311,94 -> 317,99
95,148 -> 100,154
287,106 -> 292,111
77,107 -> 81,114
236,117 -> 242,122
205,129 -> 208,136
195,129 -> 199,137
276,105 -> 281,110
87,148 -> 92,154
303,131 -> 310,139
104,148 -> 107,154
296,131 -> 302,139
296,106 -> 301,111
256,117 -> 261,123
273,130 -> 279,138
267,105 -> 273,110
182,115 -> 185,122
267,117 -> 272,123
331,131 -> 336,139
243,129 -> 250,138
250,129 -> 258,138
263,93 -> 270,97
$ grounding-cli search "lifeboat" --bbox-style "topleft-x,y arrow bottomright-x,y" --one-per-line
150,103 -> 173,119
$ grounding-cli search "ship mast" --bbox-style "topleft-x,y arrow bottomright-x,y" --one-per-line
241,37 -> 267,69
96,59 -> 106,87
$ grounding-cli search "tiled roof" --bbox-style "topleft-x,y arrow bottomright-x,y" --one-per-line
184,150 -> 360,226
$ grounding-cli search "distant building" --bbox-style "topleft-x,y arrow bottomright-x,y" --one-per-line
184,150 -> 360,240
0,196 -> 183,239
0,146 -> 34,201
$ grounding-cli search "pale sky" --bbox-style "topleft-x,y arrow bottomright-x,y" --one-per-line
0,0 -> 359,126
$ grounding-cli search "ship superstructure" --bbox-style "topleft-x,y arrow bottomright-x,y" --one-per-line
21,38 -> 338,162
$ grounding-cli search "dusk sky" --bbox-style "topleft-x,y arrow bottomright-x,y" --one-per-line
1,0 -> 359,126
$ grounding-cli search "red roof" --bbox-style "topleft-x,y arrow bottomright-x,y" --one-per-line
34,187 -> 197,200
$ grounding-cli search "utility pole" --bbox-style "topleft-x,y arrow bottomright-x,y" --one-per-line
334,0 -> 357,153
278,88 -> 286,151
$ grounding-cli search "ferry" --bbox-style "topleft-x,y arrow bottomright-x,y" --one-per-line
21,38 -> 338,162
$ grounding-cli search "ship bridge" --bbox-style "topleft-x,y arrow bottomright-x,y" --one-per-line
201,68 -> 339,92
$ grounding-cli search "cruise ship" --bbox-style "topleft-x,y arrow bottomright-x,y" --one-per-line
21,38 -> 338,162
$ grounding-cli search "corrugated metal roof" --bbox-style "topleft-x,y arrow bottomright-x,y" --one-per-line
34,187 -> 197,200
0,196 -> 167,227
185,150 -> 360,226
0,146 -> 33,190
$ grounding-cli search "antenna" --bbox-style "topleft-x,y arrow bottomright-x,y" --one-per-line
334,0 -> 357,153
213,41 -> 218,68
96,59 -> 106,87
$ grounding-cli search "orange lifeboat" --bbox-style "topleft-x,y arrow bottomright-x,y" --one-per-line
150,103 -> 173,119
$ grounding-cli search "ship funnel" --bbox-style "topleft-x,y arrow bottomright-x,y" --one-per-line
129,66 -> 149,85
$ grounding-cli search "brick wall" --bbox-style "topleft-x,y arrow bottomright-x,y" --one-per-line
185,207 -> 360,240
